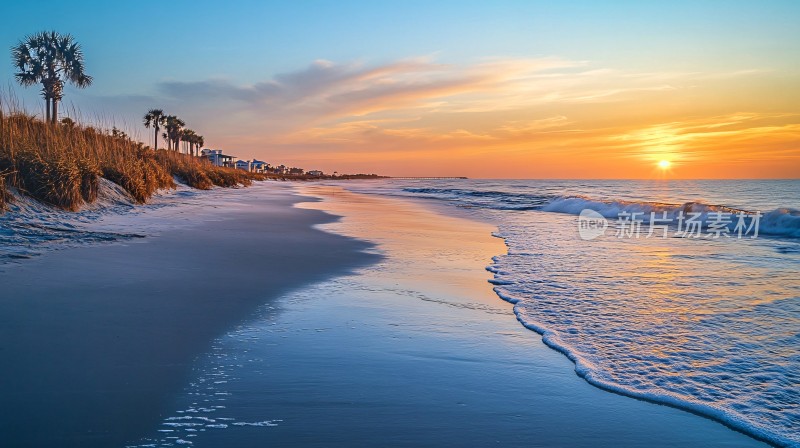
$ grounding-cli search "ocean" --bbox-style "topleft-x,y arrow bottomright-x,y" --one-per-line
339,179 -> 800,447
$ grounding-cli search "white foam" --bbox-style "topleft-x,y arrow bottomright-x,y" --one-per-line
231,420 -> 282,427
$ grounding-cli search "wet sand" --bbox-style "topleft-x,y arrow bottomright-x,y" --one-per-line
0,184 -> 377,447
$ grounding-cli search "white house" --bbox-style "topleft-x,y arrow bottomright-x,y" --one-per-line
307,170 -> 324,177
235,160 -> 252,171
202,149 -> 236,168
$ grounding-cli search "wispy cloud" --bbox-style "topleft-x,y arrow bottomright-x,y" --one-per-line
80,55 -> 798,177
609,113 -> 800,163
153,55 -> 690,135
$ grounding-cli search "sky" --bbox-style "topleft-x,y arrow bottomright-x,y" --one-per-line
2,0 -> 799,178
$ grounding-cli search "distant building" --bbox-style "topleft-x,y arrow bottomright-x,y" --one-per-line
235,160 -> 252,171
202,149 -> 236,168
307,170 -> 324,177
251,160 -> 268,173
289,167 -> 304,175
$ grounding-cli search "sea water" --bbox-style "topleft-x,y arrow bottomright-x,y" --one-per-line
341,179 -> 800,447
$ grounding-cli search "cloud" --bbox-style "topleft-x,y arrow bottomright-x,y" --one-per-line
70,54 -> 798,177
608,112 -> 800,162
153,55 -> 668,135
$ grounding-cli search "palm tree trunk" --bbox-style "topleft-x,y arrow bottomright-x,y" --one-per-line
154,127 -> 159,151
45,98 -> 51,123
52,99 -> 58,124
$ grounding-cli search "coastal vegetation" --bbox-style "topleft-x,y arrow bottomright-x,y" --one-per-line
0,30 -> 265,213
0,104 -> 263,211
143,109 -> 203,159
143,109 -> 166,151
12,31 -> 92,124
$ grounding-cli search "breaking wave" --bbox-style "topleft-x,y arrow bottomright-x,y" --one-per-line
402,187 -> 800,238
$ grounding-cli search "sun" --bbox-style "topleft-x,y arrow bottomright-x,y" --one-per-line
658,160 -> 671,169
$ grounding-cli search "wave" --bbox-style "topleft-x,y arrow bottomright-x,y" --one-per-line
398,181 -> 800,446
541,196 -> 744,217
487,258 -> 793,448
402,187 -> 553,210
402,187 -> 800,238
543,196 -> 800,238
761,208 -> 800,238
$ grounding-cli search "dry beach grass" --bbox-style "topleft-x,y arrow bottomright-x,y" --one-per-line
0,103 -> 264,211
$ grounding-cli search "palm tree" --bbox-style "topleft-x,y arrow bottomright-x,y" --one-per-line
50,33 -> 92,123
195,135 -> 205,157
182,129 -> 204,156
12,32 -> 51,121
11,31 -> 92,124
181,129 -> 196,155
143,109 -> 167,150
191,134 -> 199,156
163,115 -> 185,151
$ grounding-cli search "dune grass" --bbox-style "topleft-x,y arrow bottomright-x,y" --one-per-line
0,171 -> 8,210
0,108 -> 265,212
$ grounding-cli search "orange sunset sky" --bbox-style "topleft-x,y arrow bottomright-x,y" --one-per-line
4,1 -> 800,178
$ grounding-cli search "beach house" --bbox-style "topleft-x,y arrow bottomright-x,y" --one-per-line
251,160 -> 268,173
201,149 -> 236,168
235,160 -> 252,171
307,170 -> 324,177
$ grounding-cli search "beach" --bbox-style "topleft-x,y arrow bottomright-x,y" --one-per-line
0,182 -> 774,447
0,183 -> 377,447
2,2 -> 797,446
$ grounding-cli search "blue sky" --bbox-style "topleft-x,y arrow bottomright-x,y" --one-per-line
2,1 -> 799,177
5,0 -> 798,94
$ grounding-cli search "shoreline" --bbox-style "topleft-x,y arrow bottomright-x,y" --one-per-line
0,183 -> 378,447
217,184 -> 766,448
374,182 -> 788,447
0,182 -> 779,447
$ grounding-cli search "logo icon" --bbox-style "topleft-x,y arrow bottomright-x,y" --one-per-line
578,209 -> 608,240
